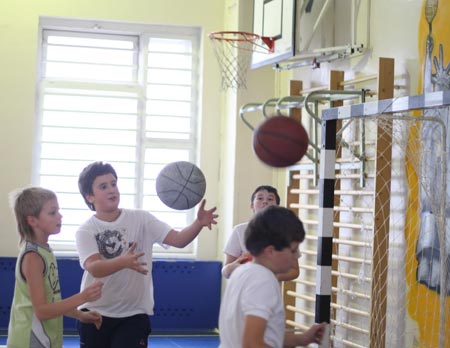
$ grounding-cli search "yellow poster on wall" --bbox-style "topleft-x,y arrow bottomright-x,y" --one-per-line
407,1 -> 450,347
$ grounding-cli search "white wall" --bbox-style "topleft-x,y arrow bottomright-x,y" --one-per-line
290,0 -> 423,96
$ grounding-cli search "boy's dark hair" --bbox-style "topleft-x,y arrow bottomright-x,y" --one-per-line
78,161 -> 117,211
245,206 -> 305,256
251,185 -> 280,205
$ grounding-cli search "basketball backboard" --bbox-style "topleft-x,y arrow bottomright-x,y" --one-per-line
251,0 -> 369,70
251,0 -> 296,69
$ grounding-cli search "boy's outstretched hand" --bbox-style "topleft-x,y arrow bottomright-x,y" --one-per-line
163,199 -> 219,248
122,242 -> 148,275
197,199 -> 218,230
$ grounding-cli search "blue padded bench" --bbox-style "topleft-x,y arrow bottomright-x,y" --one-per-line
0,257 -> 222,335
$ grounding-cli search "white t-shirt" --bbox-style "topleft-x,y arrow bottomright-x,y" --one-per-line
75,209 -> 172,317
223,222 -> 248,257
218,263 -> 285,348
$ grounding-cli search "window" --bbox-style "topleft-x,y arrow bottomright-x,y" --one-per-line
34,17 -> 202,257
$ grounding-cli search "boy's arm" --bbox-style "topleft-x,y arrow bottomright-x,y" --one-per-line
221,254 -> 239,279
242,315 -> 271,348
23,253 -> 102,321
163,199 -> 218,248
222,254 -> 252,279
83,242 -> 148,278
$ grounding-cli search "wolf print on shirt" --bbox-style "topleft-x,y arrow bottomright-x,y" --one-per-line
95,229 -> 131,259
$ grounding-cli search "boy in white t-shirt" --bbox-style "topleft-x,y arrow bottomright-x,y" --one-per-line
75,161 -> 218,348
218,206 -> 326,348
222,185 -> 299,281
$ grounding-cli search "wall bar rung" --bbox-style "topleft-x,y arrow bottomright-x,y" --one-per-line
289,283 -> 370,300
292,188 -> 375,196
330,336 -> 366,348
286,306 -> 315,317
298,237 -> 367,248
295,278 -> 316,287
333,238 -> 372,248
291,173 -> 375,180
302,219 -> 374,230
330,303 -> 370,317
331,270 -> 371,282
331,319 -> 369,335
299,264 -> 318,271
286,320 -> 310,331
286,291 -> 315,302
291,203 -> 374,214
332,286 -> 371,300
301,249 -> 371,265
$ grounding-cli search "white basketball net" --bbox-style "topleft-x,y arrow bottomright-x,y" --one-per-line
209,31 -> 273,91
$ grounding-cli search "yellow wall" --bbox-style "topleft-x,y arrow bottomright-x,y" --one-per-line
0,0 -> 278,260
216,0 -> 278,259
0,0 -> 228,258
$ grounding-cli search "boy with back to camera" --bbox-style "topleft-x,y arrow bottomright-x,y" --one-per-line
7,187 -> 103,348
222,185 -> 299,281
75,161 -> 218,348
218,205 -> 327,348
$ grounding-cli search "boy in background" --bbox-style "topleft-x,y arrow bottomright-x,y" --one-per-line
7,187 -> 103,348
76,161 -> 218,348
222,185 -> 299,281
219,205 -> 326,348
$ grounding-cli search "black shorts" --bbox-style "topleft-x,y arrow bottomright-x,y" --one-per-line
78,311 -> 151,348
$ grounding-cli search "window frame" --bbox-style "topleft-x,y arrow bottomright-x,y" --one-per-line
33,17 -> 203,258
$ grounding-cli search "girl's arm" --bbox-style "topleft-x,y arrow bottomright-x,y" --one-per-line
242,315 -> 272,348
23,252 -> 102,321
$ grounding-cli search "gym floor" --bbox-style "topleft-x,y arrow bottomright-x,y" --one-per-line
0,335 -> 220,347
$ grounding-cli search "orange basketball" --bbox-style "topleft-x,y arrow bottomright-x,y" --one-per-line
252,116 -> 309,167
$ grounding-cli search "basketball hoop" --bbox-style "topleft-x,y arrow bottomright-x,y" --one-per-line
209,31 -> 275,90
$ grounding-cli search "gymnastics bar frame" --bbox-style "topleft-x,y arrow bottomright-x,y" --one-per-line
238,60 -> 393,336
316,88 -> 450,348
275,70 -> 373,328
284,65 -> 378,331
301,58 -> 393,347
284,71 -> 349,328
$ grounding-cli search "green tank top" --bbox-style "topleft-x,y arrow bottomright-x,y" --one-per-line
7,241 -> 63,348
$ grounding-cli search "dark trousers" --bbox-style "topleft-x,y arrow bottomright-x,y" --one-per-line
78,312 -> 151,348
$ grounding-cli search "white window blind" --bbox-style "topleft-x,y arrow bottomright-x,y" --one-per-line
34,18 -> 201,257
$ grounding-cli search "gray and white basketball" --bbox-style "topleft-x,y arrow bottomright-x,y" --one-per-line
156,161 -> 206,210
